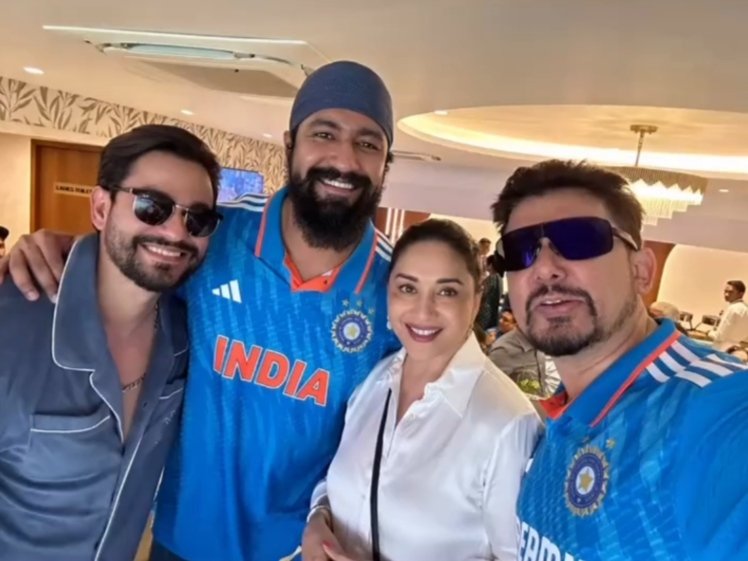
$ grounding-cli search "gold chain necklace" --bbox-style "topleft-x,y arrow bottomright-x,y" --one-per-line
121,302 -> 159,393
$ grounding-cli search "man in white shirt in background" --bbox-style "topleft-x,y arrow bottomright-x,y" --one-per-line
710,279 -> 748,351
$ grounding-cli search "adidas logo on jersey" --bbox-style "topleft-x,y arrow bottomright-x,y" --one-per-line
211,280 -> 242,303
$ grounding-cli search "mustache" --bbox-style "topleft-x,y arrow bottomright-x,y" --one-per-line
304,167 -> 373,191
134,235 -> 198,257
526,284 -> 596,315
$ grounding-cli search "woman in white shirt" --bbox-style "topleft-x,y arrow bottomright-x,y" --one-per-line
301,219 -> 541,561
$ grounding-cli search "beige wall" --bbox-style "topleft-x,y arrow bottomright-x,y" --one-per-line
430,213 -> 498,245
0,75 -> 286,191
0,133 -> 31,246
658,244 -> 748,322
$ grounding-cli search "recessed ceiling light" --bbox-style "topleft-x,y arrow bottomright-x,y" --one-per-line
719,188 -> 729,193
434,110 -> 449,116
262,133 -> 273,139
180,109 -> 194,116
23,66 -> 44,75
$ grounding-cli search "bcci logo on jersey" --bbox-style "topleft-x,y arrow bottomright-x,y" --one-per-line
565,445 -> 609,517
331,305 -> 373,353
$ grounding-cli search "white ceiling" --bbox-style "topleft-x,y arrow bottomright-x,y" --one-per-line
1,0 -> 748,250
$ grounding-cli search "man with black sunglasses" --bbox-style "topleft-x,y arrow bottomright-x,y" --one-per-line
0,124 -> 220,561
0,62 -> 401,561
493,160 -> 748,561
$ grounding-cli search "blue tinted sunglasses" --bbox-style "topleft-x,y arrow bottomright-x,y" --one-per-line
498,216 -> 639,272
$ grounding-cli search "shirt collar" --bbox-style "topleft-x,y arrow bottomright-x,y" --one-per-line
254,186 -> 379,294
540,319 -> 681,426
52,234 -> 188,372
384,334 -> 487,417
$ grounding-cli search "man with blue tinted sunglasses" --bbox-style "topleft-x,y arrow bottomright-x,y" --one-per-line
494,160 -> 748,561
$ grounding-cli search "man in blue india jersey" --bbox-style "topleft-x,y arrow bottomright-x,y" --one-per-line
492,159 -> 748,561
0,60 -> 400,561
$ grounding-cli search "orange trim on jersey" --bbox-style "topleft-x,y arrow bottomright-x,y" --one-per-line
589,330 -> 681,427
354,237 -> 378,294
284,254 -> 341,293
254,195 -> 272,257
539,392 -> 571,420
540,330 -> 682,425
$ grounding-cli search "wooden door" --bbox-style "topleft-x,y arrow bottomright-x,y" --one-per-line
32,141 -> 102,234
375,207 -> 430,244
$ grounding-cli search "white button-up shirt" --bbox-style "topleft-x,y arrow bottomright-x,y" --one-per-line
711,300 -> 748,351
311,335 -> 541,561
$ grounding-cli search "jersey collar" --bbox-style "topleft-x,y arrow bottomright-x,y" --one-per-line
254,186 -> 379,294
540,319 -> 681,427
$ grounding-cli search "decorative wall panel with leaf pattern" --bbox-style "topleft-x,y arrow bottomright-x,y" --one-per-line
0,76 -> 286,191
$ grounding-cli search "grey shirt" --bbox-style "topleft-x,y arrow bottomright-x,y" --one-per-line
488,329 -> 550,396
0,234 -> 188,561
489,330 -> 544,376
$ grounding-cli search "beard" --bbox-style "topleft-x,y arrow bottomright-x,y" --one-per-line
104,223 -> 201,292
287,163 -> 383,251
522,282 -> 638,357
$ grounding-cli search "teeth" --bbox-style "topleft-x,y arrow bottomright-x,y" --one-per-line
146,245 -> 181,258
543,299 -> 564,305
323,179 -> 354,190
411,327 -> 439,336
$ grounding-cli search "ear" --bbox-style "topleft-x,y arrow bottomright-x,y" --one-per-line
283,130 -> 293,151
90,186 -> 112,232
631,246 -> 657,296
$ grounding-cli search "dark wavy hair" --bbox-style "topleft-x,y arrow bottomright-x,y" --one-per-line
492,159 -> 645,248
389,219 -> 482,292
98,124 -> 221,204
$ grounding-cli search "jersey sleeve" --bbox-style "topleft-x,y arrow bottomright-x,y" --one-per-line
672,375 -> 748,561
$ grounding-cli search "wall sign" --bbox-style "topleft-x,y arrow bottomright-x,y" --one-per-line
53,182 -> 94,198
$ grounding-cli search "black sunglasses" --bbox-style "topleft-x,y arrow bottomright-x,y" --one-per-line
106,186 -> 222,238
498,216 -> 639,272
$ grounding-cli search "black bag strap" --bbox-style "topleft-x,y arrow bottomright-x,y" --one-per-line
370,388 -> 392,561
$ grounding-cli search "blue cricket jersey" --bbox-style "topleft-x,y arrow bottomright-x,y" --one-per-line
153,188 -> 399,561
518,319 -> 748,561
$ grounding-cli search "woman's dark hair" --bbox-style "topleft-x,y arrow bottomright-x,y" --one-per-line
389,219 -> 482,291
98,124 -> 222,204
492,159 -> 645,248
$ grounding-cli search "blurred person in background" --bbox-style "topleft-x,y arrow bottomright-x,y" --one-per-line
0,226 -> 8,258
478,237 -> 492,274
709,280 -> 748,351
489,303 -> 558,398
476,252 -> 503,333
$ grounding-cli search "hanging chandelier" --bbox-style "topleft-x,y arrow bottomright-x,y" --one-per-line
609,124 -> 706,226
